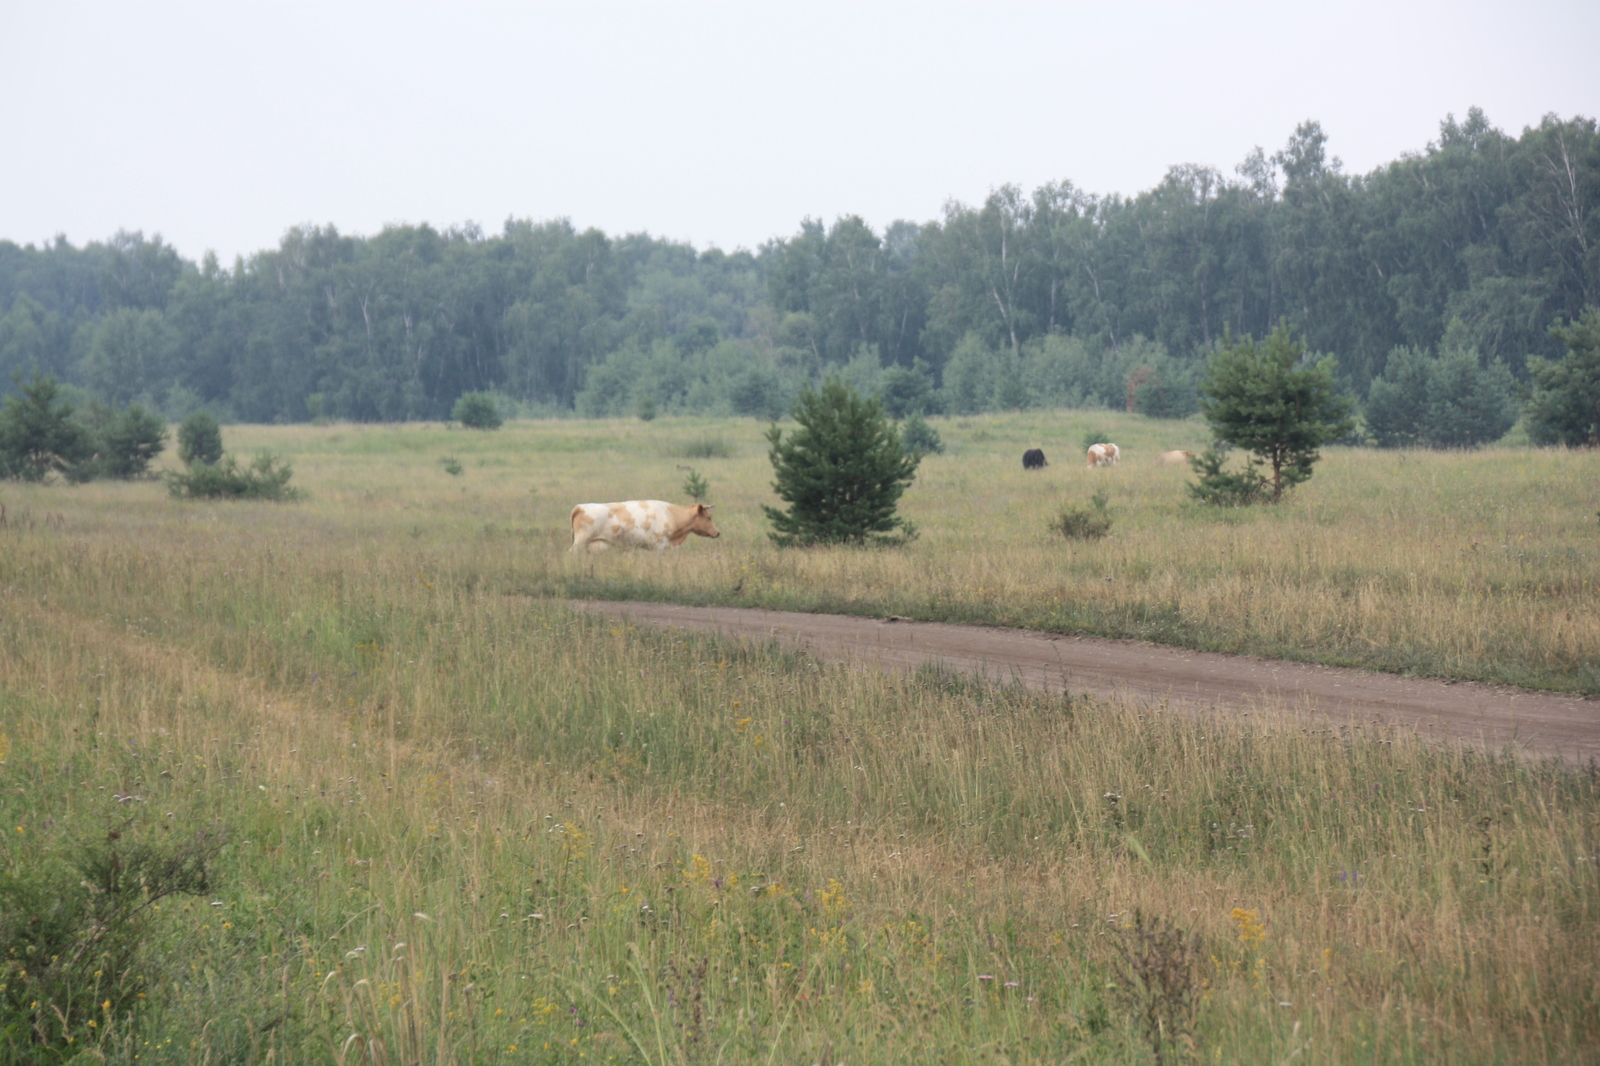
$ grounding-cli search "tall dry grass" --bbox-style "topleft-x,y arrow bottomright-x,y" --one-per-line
0,412 -> 1596,1063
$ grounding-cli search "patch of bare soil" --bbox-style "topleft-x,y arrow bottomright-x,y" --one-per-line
573,601 -> 1600,767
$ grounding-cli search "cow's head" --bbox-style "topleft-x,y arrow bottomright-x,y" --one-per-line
689,503 -> 720,539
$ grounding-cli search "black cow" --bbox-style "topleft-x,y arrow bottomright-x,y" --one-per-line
1022,448 -> 1048,470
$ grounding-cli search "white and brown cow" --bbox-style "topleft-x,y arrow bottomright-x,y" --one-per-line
1086,442 -> 1120,468
1154,449 -> 1196,466
569,500 -> 721,552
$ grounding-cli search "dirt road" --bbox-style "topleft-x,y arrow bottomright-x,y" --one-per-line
574,601 -> 1600,767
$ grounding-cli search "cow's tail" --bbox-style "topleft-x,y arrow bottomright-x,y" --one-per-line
569,505 -> 592,552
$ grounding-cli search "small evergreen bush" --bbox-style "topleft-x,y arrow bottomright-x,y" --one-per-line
0,373 -> 94,482
1187,446 -> 1272,507
91,403 -> 168,479
165,452 -> 301,500
764,377 -> 920,547
177,410 -> 224,466
453,392 -> 503,430
900,412 -> 945,457
681,467 -> 710,502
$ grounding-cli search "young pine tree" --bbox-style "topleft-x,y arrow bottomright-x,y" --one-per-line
95,404 -> 168,479
763,377 -> 920,546
0,373 -> 94,482
1196,323 -> 1354,503
177,410 -> 223,465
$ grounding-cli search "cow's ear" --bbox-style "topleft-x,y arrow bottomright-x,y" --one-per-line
699,503 -> 713,512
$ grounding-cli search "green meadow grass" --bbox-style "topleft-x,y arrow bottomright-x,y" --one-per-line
0,410 -> 1595,1064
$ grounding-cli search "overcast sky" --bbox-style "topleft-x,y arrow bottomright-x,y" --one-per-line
2,2 -> 1596,264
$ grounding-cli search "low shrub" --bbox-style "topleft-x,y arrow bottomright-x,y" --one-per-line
1187,447 -> 1272,506
681,467 -> 710,502
165,452 -> 302,500
452,392 -> 503,430
0,828 -> 221,1058
176,410 -> 223,466
901,411 -> 944,456
69,403 -> 168,482
1053,490 -> 1114,540
678,435 -> 735,459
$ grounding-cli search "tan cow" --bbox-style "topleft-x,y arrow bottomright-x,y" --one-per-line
570,500 -> 721,552
1086,442 -> 1120,468
1154,450 -> 1196,466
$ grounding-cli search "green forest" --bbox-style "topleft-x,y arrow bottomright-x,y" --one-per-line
2,110 -> 1596,438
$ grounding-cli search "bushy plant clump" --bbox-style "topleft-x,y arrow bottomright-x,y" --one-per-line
0,374 -> 168,483
165,452 -> 301,500
1186,446 -> 1272,506
167,410 -> 300,499
1524,307 -> 1600,447
176,410 -> 223,466
452,391 -> 503,430
1365,322 -> 1519,448
899,411 -> 944,456
678,435 -> 735,459
0,374 -> 95,481
0,828 -> 220,1058
1081,426 -> 1117,452
79,403 -> 168,480
1054,490 -> 1114,539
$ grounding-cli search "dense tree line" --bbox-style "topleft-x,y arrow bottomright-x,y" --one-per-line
1,110 -> 1595,433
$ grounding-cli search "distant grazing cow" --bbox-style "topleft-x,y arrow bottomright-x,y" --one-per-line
1155,450 -> 1196,466
1086,442 -> 1120,468
1022,448 -> 1048,469
570,500 -> 721,553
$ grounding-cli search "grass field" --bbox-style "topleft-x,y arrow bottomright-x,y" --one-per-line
207,410 -> 1598,693
0,410 -> 1596,1064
